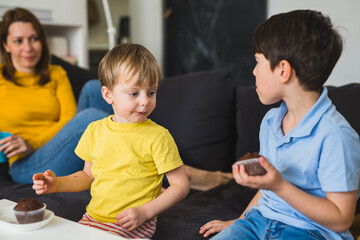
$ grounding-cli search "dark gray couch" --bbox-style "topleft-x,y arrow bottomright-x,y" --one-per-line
1,57 -> 359,239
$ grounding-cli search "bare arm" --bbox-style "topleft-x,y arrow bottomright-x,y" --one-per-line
33,162 -> 94,194
142,165 -> 189,217
116,165 -> 189,231
55,162 -> 94,192
236,157 -> 357,233
273,180 -> 357,232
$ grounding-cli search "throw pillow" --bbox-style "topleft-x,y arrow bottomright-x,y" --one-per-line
150,69 -> 236,172
235,86 -> 280,159
327,83 -> 360,135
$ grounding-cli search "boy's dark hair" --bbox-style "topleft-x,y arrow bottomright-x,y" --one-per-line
253,10 -> 343,92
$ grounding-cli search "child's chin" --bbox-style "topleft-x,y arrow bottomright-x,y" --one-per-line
133,116 -> 148,123
258,96 -> 280,106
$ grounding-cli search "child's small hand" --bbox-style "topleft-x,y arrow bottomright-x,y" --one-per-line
32,170 -> 57,195
116,206 -> 147,232
199,219 -> 235,238
232,156 -> 284,191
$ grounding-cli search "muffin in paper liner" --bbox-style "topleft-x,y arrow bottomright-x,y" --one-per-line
236,157 -> 267,176
13,199 -> 46,224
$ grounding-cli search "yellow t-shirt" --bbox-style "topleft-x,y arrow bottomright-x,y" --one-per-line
75,116 -> 183,223
0,64 -> 76,165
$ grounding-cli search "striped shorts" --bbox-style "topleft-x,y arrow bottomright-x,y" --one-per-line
78,212 -> 157,239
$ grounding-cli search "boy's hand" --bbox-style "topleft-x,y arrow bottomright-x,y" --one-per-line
116,206 -> 148,232
199,219 -> 236,238
232,156 -> 285,191
32,170 -> 57,195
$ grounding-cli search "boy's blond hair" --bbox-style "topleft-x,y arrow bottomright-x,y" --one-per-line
98,43 -> 161,90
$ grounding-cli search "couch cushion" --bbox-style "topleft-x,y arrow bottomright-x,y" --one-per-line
150,70 -> 236,172
153,181 -> 257,240
235,86 -> 280,159
51,55 -> 98,102
327,83 -> 360,136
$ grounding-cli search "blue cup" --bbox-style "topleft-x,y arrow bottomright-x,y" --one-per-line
0,132 -> 12,163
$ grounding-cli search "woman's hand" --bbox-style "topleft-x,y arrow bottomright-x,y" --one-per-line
199,219 -> 236,238
0,135 -> 33,158
233,156 -> 285,191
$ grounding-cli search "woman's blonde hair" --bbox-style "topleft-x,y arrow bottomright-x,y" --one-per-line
98,43 -> 161,90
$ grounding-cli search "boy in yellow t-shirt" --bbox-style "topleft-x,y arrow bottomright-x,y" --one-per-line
32,43 -> 190,239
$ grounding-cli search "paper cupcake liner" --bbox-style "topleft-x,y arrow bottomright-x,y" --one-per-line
13,204 -> 46,224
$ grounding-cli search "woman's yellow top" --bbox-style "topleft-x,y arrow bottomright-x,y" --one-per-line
0,64 -> 76,165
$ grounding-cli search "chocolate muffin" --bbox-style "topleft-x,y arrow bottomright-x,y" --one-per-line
238,152 -> 261,161
236,152 -> 267,176
13,198 -> 46,224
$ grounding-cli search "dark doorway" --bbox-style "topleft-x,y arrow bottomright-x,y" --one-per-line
164,0 -> 266,86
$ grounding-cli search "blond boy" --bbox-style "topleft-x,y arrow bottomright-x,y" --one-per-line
33,43 -> 189,239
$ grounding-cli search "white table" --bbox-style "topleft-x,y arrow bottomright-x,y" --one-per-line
0,199 -> 144,240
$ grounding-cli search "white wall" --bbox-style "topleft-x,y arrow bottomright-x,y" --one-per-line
129,0 -> 163,76
268,0 -> 360,86
88,0 -> 129,50
88,0 -> 164,74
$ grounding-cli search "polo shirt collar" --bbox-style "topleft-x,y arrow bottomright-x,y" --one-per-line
268,87 -> 332,142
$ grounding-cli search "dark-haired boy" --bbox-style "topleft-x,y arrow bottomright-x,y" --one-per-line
200,9 -> 360,240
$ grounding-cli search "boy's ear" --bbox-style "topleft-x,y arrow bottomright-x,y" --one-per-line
278,60 -> 293,84
101,86 -> 113,104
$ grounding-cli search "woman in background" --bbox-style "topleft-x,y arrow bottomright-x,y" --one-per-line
0,7 -> 111,183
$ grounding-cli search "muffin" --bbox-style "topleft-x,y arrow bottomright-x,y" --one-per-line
13,198 -> 46,224
236,152 -> 267,176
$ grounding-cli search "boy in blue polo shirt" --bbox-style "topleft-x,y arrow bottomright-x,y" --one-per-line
200,9 -> 360,240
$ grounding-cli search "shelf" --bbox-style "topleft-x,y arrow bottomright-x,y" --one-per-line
0,0 -> 88,68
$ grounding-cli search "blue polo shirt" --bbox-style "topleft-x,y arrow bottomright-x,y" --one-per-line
254,87 -> 360,240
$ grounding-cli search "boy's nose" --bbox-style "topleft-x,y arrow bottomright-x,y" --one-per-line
139,96 -> 149,106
